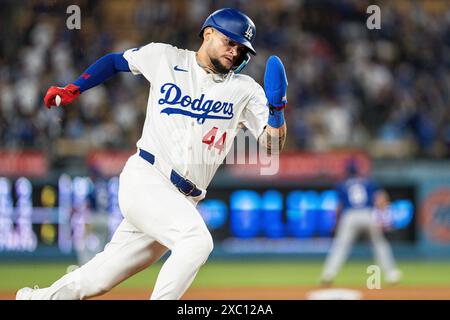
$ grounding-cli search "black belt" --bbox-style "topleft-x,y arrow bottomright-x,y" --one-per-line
138,149 -> 202,197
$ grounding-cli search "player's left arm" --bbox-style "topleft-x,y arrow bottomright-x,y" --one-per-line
258,55 -> 288,155
44,52 -> 131,108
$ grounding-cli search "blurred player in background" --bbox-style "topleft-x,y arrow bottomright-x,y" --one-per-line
320,158 -> 402,286
74,164 -> 111,266
16,8 -> 288,300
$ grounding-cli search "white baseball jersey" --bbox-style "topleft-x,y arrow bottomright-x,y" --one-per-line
123,42 -> 269,189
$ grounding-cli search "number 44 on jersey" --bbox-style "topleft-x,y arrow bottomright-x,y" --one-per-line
202,127 -> 227,154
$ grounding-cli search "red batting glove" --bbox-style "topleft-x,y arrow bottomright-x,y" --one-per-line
44,84 -> 81,108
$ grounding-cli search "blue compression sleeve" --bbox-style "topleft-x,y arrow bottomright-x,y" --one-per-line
73,52 -> 131,93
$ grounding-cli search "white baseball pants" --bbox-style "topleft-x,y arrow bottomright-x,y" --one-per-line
30,153 -> 213,300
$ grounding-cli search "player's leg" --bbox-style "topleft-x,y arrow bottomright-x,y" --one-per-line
148,219 -> 213,300
320,212 -> 360,284
16,219 -> 168,300
368,218 -> 402,284
121,186 -> 213,300
118,156 -> 213,300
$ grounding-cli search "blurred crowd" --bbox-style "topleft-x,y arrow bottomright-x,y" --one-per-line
0,0 -> 449,162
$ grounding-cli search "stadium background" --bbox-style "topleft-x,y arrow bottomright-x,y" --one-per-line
0,0 -> 449,299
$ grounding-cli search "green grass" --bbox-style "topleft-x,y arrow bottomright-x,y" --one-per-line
1,260 -> 450,290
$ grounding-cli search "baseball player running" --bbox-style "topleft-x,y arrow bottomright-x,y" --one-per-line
320,159 -> 402,286
16,8 -> 288,300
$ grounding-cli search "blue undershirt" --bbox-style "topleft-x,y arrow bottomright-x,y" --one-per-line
73,52 -> 130,93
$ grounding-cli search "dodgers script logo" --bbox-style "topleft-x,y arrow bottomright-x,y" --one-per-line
158,83 -> 234,124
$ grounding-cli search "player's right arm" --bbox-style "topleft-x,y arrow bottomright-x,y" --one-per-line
240,55 -> 288,155
259,121 -> 287,155
44,52 -> 131,108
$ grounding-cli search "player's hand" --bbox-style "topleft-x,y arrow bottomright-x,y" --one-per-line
44,84 -> 81,108
264,55 -> 288,110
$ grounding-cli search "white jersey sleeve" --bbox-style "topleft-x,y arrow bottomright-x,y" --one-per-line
123,42 -> 170,83
240,82 -> 269,140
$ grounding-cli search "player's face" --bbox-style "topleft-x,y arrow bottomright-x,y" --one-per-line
206,29 -> 246,73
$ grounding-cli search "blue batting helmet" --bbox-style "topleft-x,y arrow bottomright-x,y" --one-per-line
200,8 -> 256,73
